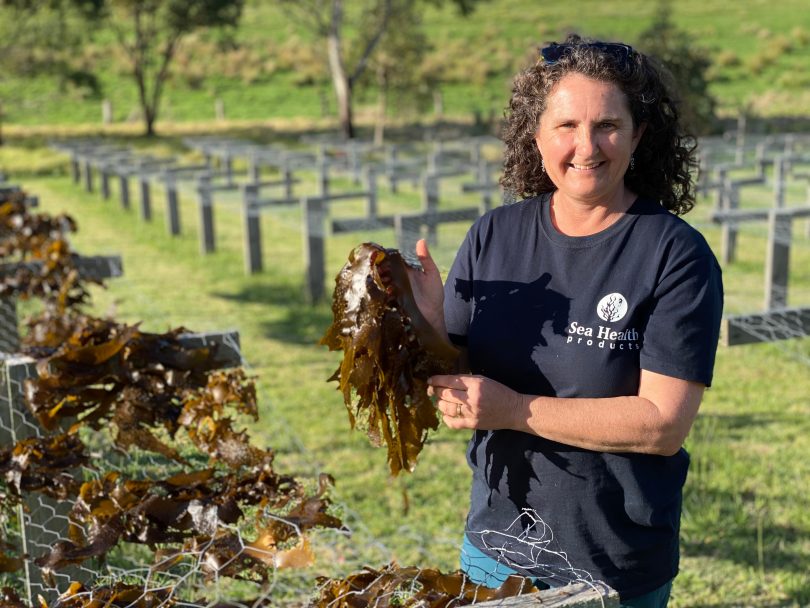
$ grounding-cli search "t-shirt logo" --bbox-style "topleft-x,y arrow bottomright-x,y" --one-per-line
597,293 -> 628,322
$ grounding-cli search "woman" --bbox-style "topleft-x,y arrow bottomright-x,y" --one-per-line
409,35 -> 723,607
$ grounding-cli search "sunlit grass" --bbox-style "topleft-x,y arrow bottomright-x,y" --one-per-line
11,139 -> 810,606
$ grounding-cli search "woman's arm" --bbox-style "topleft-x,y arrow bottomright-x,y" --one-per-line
409,238 -> 705,455
428,370 -> 705,456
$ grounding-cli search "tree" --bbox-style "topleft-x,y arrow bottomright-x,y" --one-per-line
635,0 -> 718,135
0,0 -> 102,145
104,0 -> 244,136
353,1 -> 432,144
277,0 -> 485,140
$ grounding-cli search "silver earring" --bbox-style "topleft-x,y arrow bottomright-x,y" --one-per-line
630,155 -> 635,171
541,158 -> 546,173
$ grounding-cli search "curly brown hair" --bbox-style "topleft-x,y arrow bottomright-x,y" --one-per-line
500,34 -> 698,215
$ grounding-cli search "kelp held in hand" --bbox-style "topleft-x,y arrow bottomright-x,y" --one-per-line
320,243 -> 458,476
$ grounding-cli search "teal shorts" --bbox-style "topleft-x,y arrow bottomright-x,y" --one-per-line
460,535 -> 672,608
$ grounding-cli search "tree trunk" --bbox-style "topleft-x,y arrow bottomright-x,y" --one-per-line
333,71 -> 354,140
327,0 -> 354,140
374,67 -> 388,146
135,70 -> 156,136
144,106 -> 156,137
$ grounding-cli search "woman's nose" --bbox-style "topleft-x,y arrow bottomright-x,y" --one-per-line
575,127 -> 598,156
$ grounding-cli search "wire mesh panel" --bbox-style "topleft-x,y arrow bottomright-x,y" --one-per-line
0,300 -> 19,355
0,255 -> 124,354
0,331 -> 260,606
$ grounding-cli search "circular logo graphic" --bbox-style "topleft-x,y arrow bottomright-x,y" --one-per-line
596,293 -> 628,322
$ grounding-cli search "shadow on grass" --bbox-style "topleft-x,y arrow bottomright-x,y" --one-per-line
212,281 -> 333,345
682,485 -> 810,605
690,412 -> 804,444
259,308 -> 333,346
212,279 -> 307,307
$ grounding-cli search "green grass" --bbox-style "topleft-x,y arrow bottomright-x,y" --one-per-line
2,0 -> 810,132
9,143 -> 810,606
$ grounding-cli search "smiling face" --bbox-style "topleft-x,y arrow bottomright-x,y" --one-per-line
534,73 -> 645,210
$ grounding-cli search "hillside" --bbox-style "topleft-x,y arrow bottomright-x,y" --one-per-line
1,0 -> 810,132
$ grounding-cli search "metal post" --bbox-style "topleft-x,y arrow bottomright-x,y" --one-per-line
70,153 -> 81,184
83,159 -> 93,193
318,146 -> 329,199
249,154 -> 260,183
394,214 -> 421,255
765,211 -> 790,310
100,166 -> 110,200
224,153 -> 234,186
471,140 -> 482,166
422,174 -> 439,247
349,140 -> 361,184
366,167 -> 378,221
428,149 -> 439,174
303,197 -> 326,304
139,174 -> 152,221
283,156 -> 294,199
735,113 -> 746,164
387,145 -> 399,193
714,167 -> 727,211
119,172 -> 130,209
165,173 -> 181,236
773,155 -> 786,208
478,158 -> 492,212
243,184 -> 262,274
197,174 -> 215,254
721,185 -> 739,265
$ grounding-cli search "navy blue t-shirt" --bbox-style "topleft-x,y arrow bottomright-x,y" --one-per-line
443,193 -> 723,599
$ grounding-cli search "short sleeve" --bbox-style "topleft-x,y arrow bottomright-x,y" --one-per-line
639,253 -> 724,386
443,228 -> 478,348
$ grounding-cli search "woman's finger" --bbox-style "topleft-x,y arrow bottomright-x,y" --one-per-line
415,239 -> 439,275
428,374 -> 467,389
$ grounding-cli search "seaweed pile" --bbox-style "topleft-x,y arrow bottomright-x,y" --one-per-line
320,243 -> 458,476
0,191 -> 96,313
315,563 -> 532,607
8,319 -> 344,589
0,192 -> 343,601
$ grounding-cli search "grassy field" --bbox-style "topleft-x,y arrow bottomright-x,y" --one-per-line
6,134 -> 809,606
2,0 -> 810,131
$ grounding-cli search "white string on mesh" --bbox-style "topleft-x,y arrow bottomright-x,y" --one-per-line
470,509 -> 594,589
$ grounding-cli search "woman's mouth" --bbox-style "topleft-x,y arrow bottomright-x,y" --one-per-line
569,161 -> 604,171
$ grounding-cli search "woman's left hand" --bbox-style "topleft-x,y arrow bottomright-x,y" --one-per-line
427,374 -> 526,430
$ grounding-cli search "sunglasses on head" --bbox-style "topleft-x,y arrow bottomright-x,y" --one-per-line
540,42 -> 636,66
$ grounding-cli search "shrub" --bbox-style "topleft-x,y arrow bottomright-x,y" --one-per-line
714,49 -> 741,68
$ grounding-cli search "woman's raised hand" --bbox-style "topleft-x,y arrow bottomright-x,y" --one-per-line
407,239 -> 448,338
